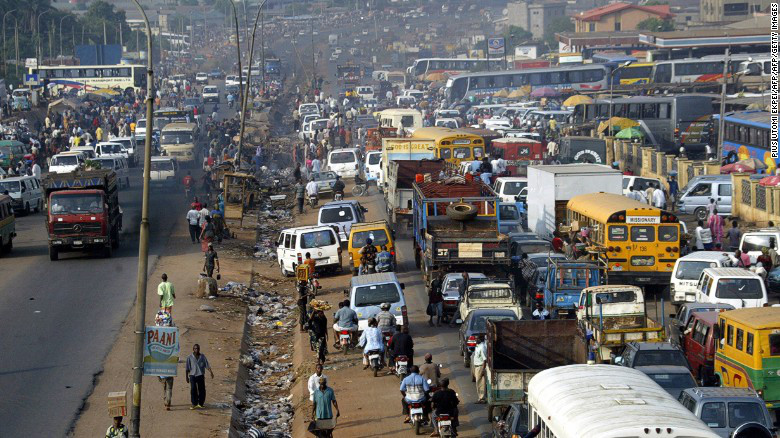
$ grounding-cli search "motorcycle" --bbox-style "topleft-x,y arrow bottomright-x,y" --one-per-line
395,355 -> 409,379
352,180 -> 368,197
408,401 -> 426,435
308,274 -> 321,299
308,194 -> 319,208
382,331 -> 393,361
376,261 -> 393,273
367,349 -> 383,377
433,413 -> 455,437
339,330 -> 352,355
333,191 -> 344,201
360,261 -> 376,275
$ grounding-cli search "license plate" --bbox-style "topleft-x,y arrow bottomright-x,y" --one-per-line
410,407 -> 423,415
397,361 -> 407,366
369,354 -> 380,360
73,240 -> 83,245
439,420 -> 451,426
339,334 -> 350,340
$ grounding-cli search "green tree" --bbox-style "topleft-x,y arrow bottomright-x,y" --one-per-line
544,16 -> 573,48
636,17 -> 675,31
504,25 -> 533,55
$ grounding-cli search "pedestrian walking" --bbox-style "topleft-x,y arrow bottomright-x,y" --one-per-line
199,216 -> 215,252
472,335 -> 487,403
427,273 -> 444,327
308,309 -> 329,364
187,206 -> 200,243
157,273 -> 175,315
105,416 -> 128,438
203,244 -> 220,278
668,175 -> 679,210
695,220 -> 713,251
186,344 -> 214,409
295,180 -> 306,214
311,376 -> 340,437
308,363 -> 328,402
707,210 -> 725,245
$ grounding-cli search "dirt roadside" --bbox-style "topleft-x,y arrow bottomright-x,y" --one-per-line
70,204 -> 256,437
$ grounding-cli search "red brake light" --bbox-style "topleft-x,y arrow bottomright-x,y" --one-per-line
608,246 -> 614,252
297,253 -> 302,264
401,305 -> 408,318
535,293 -> 543,299
616,247 -> 622,252
391,251 -> 395,256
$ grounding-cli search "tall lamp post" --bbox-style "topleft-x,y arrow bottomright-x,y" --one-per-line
59,15 -> 73,59
608,60 -> 633,136
36,9 -> 52,67
3,9 -> 17,76
227,0 -> 244,124
237,0 -> 268,171
127,0 -> 154,436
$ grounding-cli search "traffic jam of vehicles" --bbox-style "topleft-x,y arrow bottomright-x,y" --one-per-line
284,9 -> 779,438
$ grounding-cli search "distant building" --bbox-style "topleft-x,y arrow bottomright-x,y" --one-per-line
700,0 -> 772,23
574,2 -> 675,33
506,0 -> 568,40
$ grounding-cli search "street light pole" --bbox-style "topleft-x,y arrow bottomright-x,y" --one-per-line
59,15 -> 72,59
608,60 -> 633,136
127,0 -> 154,435
716,48 -> 730,162
227,0 -> 244,123
37,9 -> 51,67
310,18 -> 315,90
3,9 -> 17,77
238,0 -> 268,172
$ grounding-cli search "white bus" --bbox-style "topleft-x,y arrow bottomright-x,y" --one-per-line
29,64 -> 146,95
651,53 -> 763,84
407,58 -> 490,78
527,364 -> 719,438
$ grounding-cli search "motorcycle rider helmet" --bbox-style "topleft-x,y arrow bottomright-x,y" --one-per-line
380,302 -> 391,310
365,238 -> 373,246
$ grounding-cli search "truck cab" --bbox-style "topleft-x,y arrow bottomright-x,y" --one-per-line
458,281 -> 523,322
543,260 -> 602,319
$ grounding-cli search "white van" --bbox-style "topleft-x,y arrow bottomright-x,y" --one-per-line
277,225 -> 342,276
671,252 -> 734,304
225,74 -> 238,86
739,230 -> 780,264
356,86 -> 374,100
0,175 -> 43,214
676,175 -> 732,220
364,151 -> 382,183
695,267 -> 767,309
94,156 -> 130,188
327,148 -> 361,179
95,142 -> 130,162
150,156 -> 178,185
49,152 -> 86,174
70,146 -> 97,160
493,177 -> 528,203
622,175 -> 662,196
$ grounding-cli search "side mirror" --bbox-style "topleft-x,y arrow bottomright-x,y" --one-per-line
613,356 -> 624,365
400,283 -> 405,290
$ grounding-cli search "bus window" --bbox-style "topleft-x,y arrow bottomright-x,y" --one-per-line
642,104 -> 658,119
770,333 -> 780,355
473,147 -> 485,158
654,64 -> 671,83
746,332 -> 754,354
568,70 -> 583,83
549,71 -> 562,84
628,104 -> 641,119
530,73 -> 544,85
736,328 -> 744,351
727,324 -> 734,346
401,116 -> 414,127
658,225 -> 678,242
439,148 -> 452,160
609,225 -> 627,241
453,148 -> 470,159
597,104 -> 610,118
614,104 -> 628,118
631,226 -> 655,242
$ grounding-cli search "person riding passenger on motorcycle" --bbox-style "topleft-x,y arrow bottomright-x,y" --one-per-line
376,245 -> 393,272
358,238 -> 378,274
400,365 -> 430,425
357,317 -> 385,369
332,175 -> 345,199
376,303 -> 396,334
431,377 -> 460,436
332,299 -> 358,348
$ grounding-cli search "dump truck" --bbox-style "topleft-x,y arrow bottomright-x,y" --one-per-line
44,169 -> 122,260
576,285 -> 665,363
385,159 -> 446,231
542,259 -> 604,319
483,319 -> 587,421
412,178 -> 511,287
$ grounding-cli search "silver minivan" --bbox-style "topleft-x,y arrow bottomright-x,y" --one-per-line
677,175 -> 732,220
0,175 -> 43,214
347,273 -> 407,332
678,387 -> 774,438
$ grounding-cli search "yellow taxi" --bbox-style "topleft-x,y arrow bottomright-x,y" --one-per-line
347,220 -> 396,275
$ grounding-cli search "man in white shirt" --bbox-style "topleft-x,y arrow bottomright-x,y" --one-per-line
472,335 -> 488,403
695,219 -> 713,250
308,363 -> 327,402
631,186 -> 648,204
306,179 -> 319,198
31,162 -> 41,179
311,158 -> 321,173
186,207 -> 201,243
652,183 -> 666,209
199,203 -> 210,223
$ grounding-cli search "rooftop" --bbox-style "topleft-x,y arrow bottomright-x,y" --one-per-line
721,307 -> 780,329
576,2 -> 673,22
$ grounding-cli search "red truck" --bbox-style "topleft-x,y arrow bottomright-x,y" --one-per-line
43,169 -> 122,261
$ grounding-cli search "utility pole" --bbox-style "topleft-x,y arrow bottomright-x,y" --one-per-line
103,21 -> 107,45
716,48 -> 730,162
120,21 -> 124,49
127,1 -> 154,436
260,11 -> 265,90
238,0 -> 268,172
310,18 -> 315,90
3,9 -> 17,77
14,18 -> 18,76
228,0 -> 244,122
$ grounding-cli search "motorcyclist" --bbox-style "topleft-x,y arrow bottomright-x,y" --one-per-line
376,245 -> 393,272
376,302 -> 396,334
357,317 -> 384,369
400,365 -> 430,425
332,299 -> 358,348
389,325 -> 414,373
332,175 -> 345,199
358,238 -> 378,275
227,93 -> 236,107
431,377 -> 460,436
212,104 -> 218,120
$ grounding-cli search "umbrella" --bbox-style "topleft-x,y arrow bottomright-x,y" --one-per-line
615,127 -> 644,139
425,72 -> 447,82
530,87 -> 560,98
759,175 -> 780,186
92,88 -> 120,96
597,117 -> 639,133
720,162 -> 757,174
493,88 -> 509,98
747,102 -> 765,110
736,157 -> 768,171
563,95 -> 593,106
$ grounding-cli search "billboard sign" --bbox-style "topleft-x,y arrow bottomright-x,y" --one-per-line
143,326 -> 179,377
488,37 -> 505,56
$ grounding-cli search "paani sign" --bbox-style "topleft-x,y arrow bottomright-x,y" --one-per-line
626,216 -> 660,224
143,326 -> 180,377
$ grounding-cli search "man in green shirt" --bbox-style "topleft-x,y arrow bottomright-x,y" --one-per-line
312,376 -> 340,437
157,273 -> 176,315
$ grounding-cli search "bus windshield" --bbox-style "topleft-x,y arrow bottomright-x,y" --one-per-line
161,133 -> 193,145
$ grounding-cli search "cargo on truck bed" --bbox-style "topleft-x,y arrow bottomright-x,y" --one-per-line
385,159 -> 446,230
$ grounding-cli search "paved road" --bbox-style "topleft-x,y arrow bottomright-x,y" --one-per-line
0,92 -> 238,436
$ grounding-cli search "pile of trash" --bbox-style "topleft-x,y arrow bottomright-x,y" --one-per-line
228,279 -> 297,437
253,208 -> 294,261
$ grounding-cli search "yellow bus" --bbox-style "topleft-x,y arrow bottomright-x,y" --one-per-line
618,62 -> 655,85
566,192 -> 680,287
0,195 -> 15,254
715,307 -> 780,413
410,127 -> 485,165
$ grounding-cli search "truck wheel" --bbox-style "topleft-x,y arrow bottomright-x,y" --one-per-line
49,247 -> 58,261
446,202 -> 477,221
